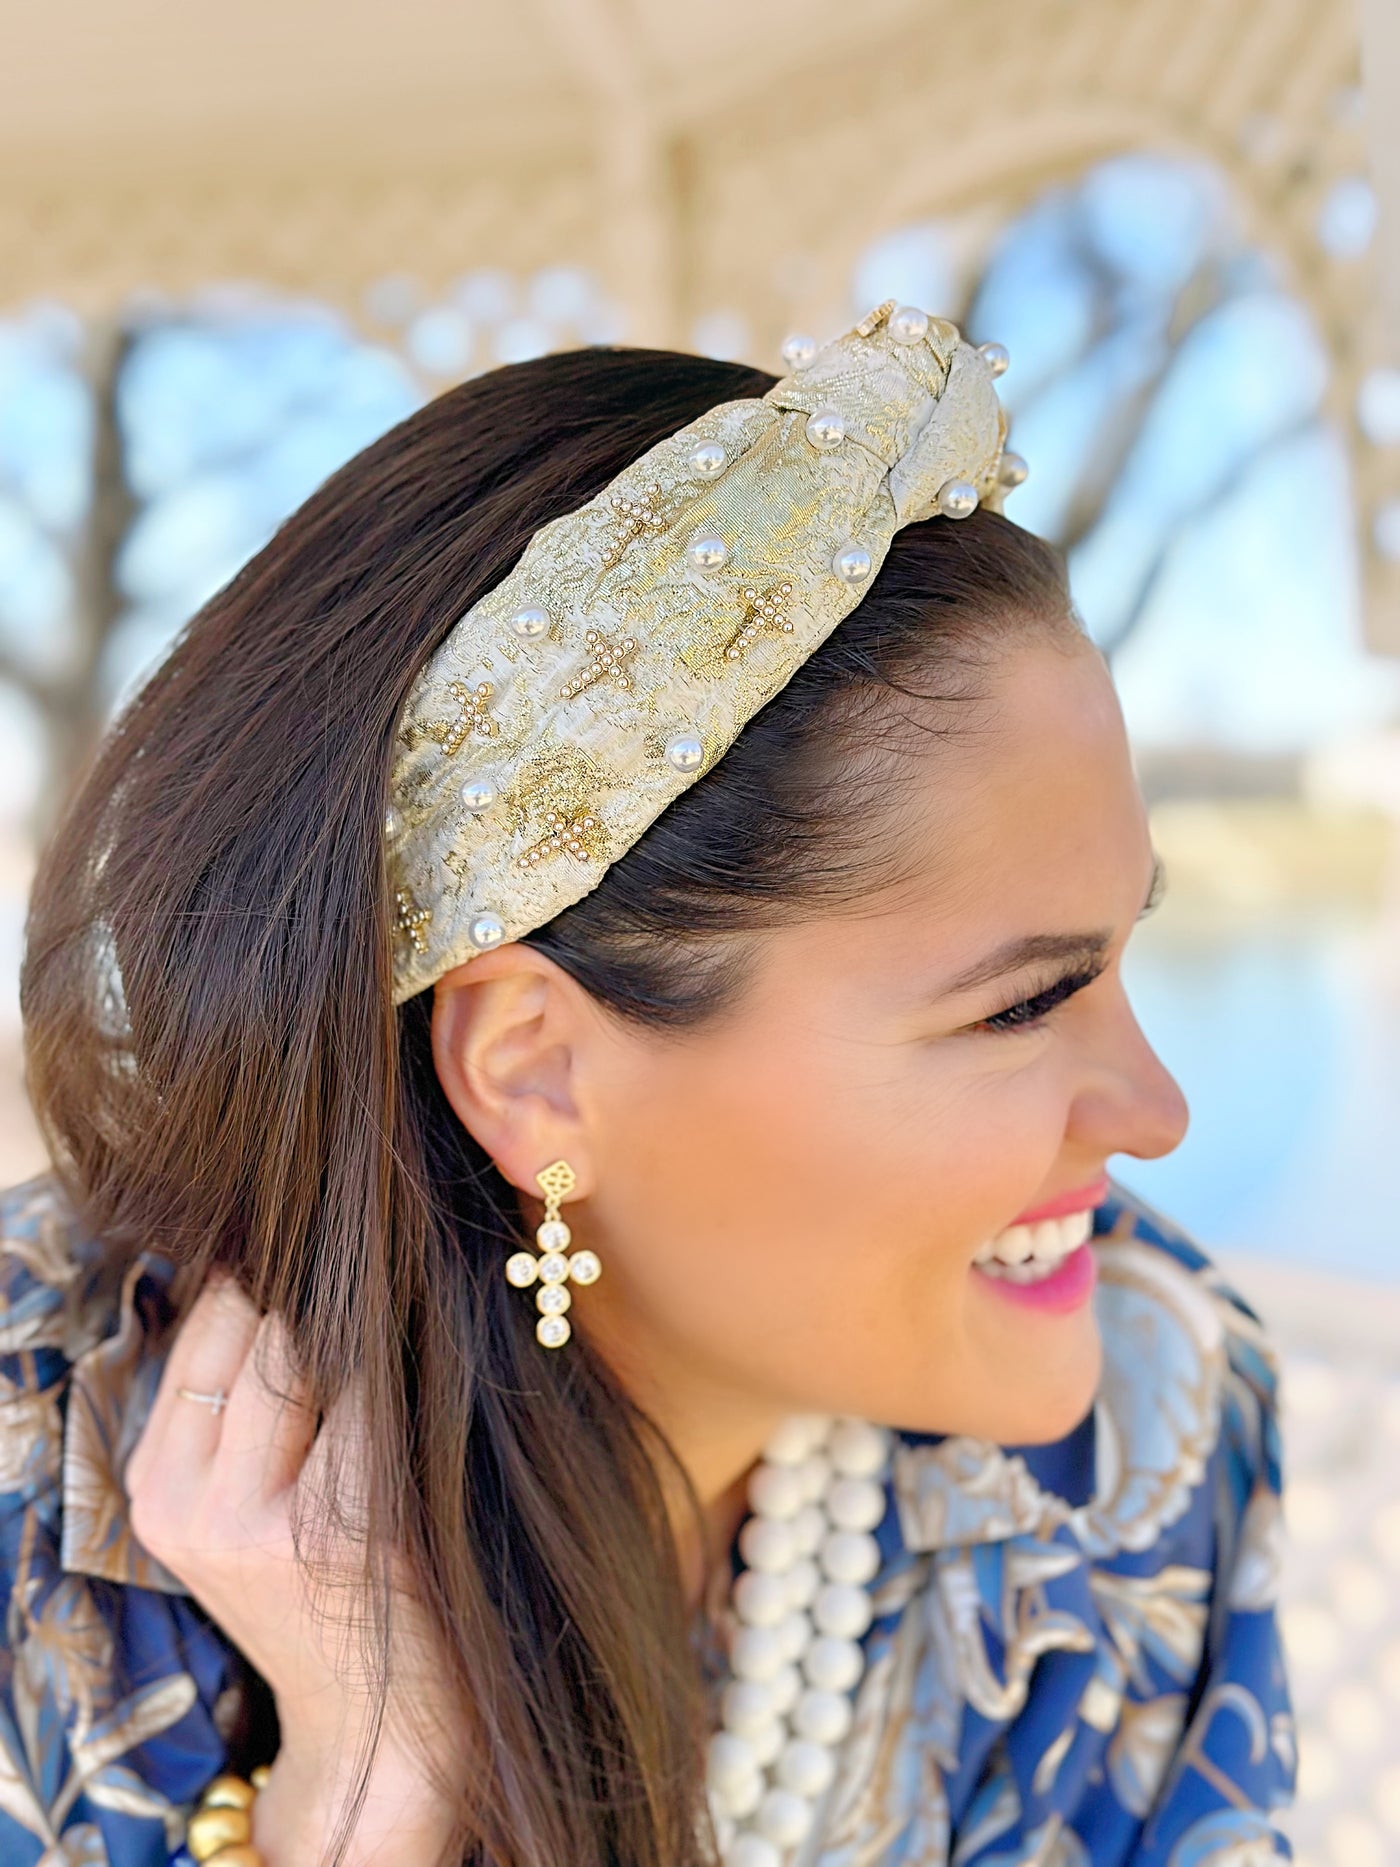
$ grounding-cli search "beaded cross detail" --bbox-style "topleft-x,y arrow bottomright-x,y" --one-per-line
559,627 -> 639,701
427,679 -> 499,755
723,580 -> 797,662
854,297 -> 897,337
517,807 -> 606,871
598,482 -> 671,573
503,1157 -> 602,1348
394,888 -> 432,955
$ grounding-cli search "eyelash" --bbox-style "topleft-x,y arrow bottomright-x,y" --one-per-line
975,963 -> 1108,1035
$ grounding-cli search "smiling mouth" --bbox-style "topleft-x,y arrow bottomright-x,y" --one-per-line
971,1208 -> 1094,1284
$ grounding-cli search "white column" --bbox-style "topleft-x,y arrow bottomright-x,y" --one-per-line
1362,0 -> 1400,364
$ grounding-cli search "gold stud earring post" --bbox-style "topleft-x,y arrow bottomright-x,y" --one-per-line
501,1158 -> 602,1349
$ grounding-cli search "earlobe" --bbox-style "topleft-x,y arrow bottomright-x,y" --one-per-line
428,948 -> 596,1200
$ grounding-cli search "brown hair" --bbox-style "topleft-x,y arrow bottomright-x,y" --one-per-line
21,344 -> 1074,1866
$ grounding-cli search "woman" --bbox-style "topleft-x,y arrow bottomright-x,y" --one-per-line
3,307 -> 1294,1866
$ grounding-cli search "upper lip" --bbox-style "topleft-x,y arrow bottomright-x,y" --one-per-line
1010,1175 -> 1110,1226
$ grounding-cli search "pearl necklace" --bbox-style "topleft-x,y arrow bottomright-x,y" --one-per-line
705,1414 -> 893,1867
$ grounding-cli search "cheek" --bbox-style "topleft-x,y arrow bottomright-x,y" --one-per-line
596,1021 -> 1069,1346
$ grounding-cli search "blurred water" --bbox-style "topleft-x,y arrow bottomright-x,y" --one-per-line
1118,906 -> 1400,1280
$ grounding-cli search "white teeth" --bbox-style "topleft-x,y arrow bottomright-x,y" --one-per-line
971,1207 -> 1095,1279
994,1224 -> 1035,1265
1027,1220 -> 1060,1261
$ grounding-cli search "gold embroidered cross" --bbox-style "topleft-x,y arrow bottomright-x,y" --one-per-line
722,580 -> 797,662
517,809 -> 607,872
395,888 -> 432,955
598,482 -> 670,572
427,680 -> 498,755
559,628 -> 639,701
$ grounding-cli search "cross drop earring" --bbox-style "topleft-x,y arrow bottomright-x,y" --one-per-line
503,1158 -> 602,1348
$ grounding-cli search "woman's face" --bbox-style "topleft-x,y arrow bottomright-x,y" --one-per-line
435,629 -> 1188,1476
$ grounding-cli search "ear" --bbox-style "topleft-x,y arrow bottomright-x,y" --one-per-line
429,943 -> 600,1202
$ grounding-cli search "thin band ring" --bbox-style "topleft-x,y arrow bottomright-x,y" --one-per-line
175,1386 -> 229,1416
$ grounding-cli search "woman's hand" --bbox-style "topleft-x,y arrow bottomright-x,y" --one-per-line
125,1275 -> 461,1867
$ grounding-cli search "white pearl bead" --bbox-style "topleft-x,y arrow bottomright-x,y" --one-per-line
732,1569 -> 789,1628
936,478 -> 979,519
730,1625 -> 786,1683
713,1763 -> 764,1821
803,1634 -> 863,1694
820,1528 -> 881,1586
689,440 -> 728,478
999,450 -> 1029,487
784,1558 -> 820,1610
567,1249 -> 601,1285
827,1475 -> 886,1533
813,1580 -> 874,1640
721,1678 -> 774,1737
767,1661 -> 802,1716
535,1314 -> 570,1348
468,912 -> 505,950
707,1731 -> 759,1800
794,1686 -> 853,1747
738,1516 -> 795,1574
761,1417 -> 816,1466
796,1452 -> 831,1504
828,1420 -> 891,1477
756,1787 -> 813,1849
778,1736 -> 837,1800
665,731 -> 704,773
712,1811 -> 737,1853
748,1716 -> 785,1767
832,544 -> 872,584
888,304 -> 930,345
804,407 -> 846,450
780,332 -> 818,369
774,1609 -> 812,1664
789,1503 -> 825,1556
510,604 -> 550,638
504,1252 -> 538,1287
726,1834 -> 782,1867
747,1463 -> 804,1520
461,778 -> 496,813
686,532 -> 728,571
978,340 -> 1011,376
536,1218 -> 570,1251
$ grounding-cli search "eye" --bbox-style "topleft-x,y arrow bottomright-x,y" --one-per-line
973,963 -> 1107,1035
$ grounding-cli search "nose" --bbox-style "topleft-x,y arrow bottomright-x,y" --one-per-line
1068,987 -> 1190,1164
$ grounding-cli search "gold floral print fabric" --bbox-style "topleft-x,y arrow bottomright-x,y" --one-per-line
0,1177 -> 244,1866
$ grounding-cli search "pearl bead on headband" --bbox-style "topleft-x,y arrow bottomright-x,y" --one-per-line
386,299 -> 1026,1002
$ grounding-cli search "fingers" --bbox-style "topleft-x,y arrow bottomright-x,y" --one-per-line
127,1274 -> 261,1562
218,1309 -> 320,1501
140,1275 -> 261,1472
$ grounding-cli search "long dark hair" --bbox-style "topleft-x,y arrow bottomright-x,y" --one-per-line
22,344 -> 1074,1866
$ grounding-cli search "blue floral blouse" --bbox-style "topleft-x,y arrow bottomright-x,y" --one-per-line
0,1172 -> 1295,1865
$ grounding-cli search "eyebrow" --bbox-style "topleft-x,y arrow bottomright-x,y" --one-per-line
938,852 -> 1166,998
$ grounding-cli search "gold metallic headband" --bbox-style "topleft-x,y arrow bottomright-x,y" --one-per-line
386,299 -> 1025,1002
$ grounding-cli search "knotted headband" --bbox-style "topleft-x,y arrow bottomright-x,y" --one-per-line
386,298 -> 1026,1002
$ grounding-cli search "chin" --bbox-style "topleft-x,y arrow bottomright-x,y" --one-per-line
996,1329 -> 1104,1447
